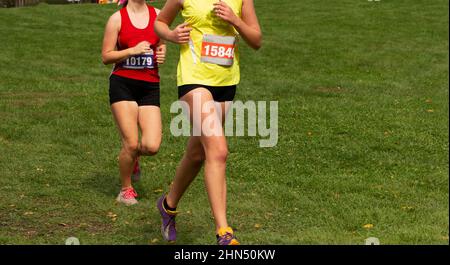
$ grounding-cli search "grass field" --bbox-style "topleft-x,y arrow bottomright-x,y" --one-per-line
0,0 -> 448,245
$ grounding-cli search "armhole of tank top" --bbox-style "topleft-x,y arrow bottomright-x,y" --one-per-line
120,7 -> 131,27
148,5 -> 156,23
117,9 -> 125,50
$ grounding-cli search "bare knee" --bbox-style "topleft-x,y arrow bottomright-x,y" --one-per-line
140,141 -> 160,156
205,145 -> 228,164
122,140 -> 139,156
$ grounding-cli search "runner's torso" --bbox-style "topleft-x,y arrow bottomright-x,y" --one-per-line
177,0 -> 243,87
113,4 -> 160,83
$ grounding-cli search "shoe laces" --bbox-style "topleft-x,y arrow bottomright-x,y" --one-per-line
122,188 -> 137,199
224,232 -> 233,240
219,232 -> 234,243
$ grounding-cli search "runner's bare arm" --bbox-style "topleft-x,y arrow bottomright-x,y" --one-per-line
102,12 -> 152,65
156,42 -> 167,64
214,0 -> 262,50
154,9 -> 167,64
154,0 -> 193,44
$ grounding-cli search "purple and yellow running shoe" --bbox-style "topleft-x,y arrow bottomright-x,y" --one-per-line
216,227 -> 240,245
157,195 -> 177,243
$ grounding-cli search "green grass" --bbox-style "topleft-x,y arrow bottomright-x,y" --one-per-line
0,0 -> 448,245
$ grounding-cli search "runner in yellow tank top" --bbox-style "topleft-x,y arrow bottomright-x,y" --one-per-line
155,0 -> 262,245
177,0 -> 241,86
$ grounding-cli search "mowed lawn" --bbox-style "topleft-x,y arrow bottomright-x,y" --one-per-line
0,0 -> 448,245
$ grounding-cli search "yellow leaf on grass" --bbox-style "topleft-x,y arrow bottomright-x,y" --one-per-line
426,109 -> 434,113
107,212 -> 118,218
363,224 -> 374,229
151,238 -> 159,243
254,224 -> 262,229
153,189 -> 164,193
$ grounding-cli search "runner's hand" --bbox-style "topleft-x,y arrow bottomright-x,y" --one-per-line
156,44 -> 166,64
169,22 -> 193,44
213,0 -> 239,26
131,41 -> 152,56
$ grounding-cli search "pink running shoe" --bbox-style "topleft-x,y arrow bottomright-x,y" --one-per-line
131,157 -> 141,182
116,187 -> 138,206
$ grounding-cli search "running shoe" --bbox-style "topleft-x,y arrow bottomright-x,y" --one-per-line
131,157 -> 141,182
216,227 -> 240,245
116,187 -> 138,206
157,194 -> 177,242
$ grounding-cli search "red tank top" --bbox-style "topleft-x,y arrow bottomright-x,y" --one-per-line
112,5 -> 160,83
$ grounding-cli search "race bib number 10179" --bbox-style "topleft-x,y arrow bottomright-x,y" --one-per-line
122,52 -> 155,69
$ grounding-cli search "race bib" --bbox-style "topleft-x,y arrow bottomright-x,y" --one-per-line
122,51 -> 155,69
201,35 -> 236,66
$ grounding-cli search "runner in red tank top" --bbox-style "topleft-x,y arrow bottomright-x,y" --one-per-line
112,2 -> 161,83
101,0 -> 166,206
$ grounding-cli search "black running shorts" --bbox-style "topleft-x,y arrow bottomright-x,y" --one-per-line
178,84 -> 236,102
109,74 -> 160,106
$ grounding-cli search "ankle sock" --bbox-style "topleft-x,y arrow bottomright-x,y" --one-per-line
164,197 -> 177,212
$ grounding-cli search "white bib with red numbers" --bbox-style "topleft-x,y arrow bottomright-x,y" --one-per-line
201,34 -> 236,66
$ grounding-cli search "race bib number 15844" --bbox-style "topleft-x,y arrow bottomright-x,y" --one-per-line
201,35 -> 236,66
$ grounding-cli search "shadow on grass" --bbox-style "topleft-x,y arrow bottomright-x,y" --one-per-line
80,170 -> 119,200
80,169 -> 155,201
142,220 -> 212,245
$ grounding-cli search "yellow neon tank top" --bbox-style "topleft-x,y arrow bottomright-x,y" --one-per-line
177,0 -> 242,87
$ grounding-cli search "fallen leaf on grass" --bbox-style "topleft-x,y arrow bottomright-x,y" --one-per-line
151,238 -> 159,243
26,230 -> 37,236
24,211 -> 34,216
254,224 -> 262,229
363,224 -> 374,229
426,109 -> 434,113
425,99 -> 433,104
153,189 -> 164,193
107,212 -> 118,219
